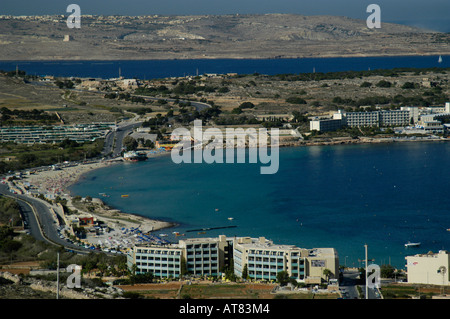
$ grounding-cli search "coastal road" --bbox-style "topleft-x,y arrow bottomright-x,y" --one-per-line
103,121 -> 143,157
101,95 -> 211,157
0,183 -> 90,254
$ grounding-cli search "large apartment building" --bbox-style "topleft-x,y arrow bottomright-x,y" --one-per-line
127,235 -> 339,284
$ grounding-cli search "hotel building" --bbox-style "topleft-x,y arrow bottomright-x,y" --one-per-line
127,235 -> 339,284
406,250 -> 450,286
233,236 -> 339,284
310,103 -> 450,133
309,118 -> 343,132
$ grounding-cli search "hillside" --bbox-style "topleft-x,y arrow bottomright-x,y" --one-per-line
0,14 -> 448,60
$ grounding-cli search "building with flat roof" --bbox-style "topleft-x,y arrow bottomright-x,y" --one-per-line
310,109 -> 412,132
233,237 -> 339,284
310,118 -> 343,132
178,235 -> 232,277
127,244 -> 183,278
127,235 -> 339,283
406,250 -> 450,286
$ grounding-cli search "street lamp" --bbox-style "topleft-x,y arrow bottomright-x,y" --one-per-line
365,244 -> 368,300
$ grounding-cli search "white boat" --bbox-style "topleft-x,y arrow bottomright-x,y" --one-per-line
405,241 -> 421,248
438,55 -> 443,63
228,217 -> 234,221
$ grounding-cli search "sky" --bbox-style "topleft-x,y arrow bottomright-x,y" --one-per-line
1,0 -> 449,31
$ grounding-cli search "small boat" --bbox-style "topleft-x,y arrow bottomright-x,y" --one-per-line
121,194 -> 129,198
228,217 -> 234,221
438,55 -> 443,63
405,241 -> 421,248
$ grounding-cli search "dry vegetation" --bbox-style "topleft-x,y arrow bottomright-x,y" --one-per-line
0,14 -> 448,60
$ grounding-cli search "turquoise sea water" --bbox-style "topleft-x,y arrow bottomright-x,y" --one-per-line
70,141 -> 450,269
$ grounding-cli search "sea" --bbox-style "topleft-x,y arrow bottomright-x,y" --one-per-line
69,141 -> 450,269
0,55 -> 448,79
4,55 -> 448,270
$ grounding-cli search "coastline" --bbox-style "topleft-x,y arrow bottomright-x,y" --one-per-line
14,135 -> 447,246
0,53 -> 448,62
20,152 -> 176,237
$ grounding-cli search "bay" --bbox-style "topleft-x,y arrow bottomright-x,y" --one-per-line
0,55 -> 448,79
69,141 -> 450,269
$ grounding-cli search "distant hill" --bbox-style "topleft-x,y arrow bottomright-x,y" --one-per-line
0,14 -> 448,60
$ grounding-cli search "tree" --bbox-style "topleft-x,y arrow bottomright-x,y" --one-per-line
323,268 -> 332,282
380,264 -> 396,278
239,102 -> 255,109
277,271 -> 290,286
18,153 -> 37,165
123,136 -> 138,151
286,97 -> 307,104
376,80 -> 392,88
242,264 -> 248,281
223,259 -> 236,281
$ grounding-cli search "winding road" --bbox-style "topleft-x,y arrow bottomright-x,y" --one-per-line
1,82 -> 211,253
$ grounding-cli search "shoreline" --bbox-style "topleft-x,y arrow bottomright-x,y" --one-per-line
19,151 -> 177,237
0,53 -> 448,62
14,135 -> 448,245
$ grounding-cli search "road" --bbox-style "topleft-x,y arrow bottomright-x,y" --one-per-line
102,95 -> 211,158
2,82 -> 211,253
340,269 -> 361,299
0,183 -> 91,254
103,120 -> 143,157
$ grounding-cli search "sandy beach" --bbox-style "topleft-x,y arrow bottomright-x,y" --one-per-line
20,157 -> 175,237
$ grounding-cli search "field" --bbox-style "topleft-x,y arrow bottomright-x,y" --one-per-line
117,281 -> 338,299
381,283 -> 450,299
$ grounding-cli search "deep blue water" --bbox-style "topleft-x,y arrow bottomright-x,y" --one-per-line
0,55 -> 448,79
70,141 -> 450,269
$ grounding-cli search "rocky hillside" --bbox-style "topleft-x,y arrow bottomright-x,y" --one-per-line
0,14 -> 448,60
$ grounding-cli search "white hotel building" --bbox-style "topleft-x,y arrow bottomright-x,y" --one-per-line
127,235 -> 339,283
310,109 -> 411,132
310,103 -> 450,132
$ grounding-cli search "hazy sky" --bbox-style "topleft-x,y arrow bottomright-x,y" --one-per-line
2,0 -> 449,31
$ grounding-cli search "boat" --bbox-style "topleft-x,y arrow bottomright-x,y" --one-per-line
228,217 -> 234,221
438,55 -> 443,63
123,151 -> 148,162
405,241 -> 421,248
